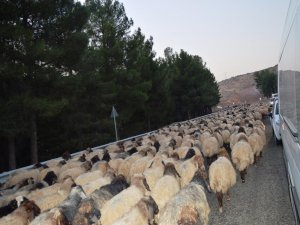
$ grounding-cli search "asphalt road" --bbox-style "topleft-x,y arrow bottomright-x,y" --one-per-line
207,119 -> 295,225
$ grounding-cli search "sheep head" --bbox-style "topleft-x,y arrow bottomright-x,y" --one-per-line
131,174 -> 151,192
21,199 -> 41,219
163,162 -> 181,178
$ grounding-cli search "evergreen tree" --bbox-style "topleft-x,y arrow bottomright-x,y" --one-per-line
0,0 -> 89,164
254,70 -> 277,97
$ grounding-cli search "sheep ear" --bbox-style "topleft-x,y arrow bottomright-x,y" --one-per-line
143,178 -> 151,191
149,161 -> 154,168
175,169 -> 181,178
162,160 -> 166,167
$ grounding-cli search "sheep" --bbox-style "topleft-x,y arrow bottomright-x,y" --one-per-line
151,163 -> 181,211
248,130 -> 264,163
0,177 -> 34,196
177,154 -> 208,188
91,160 -> 109,172
72,175 -> 129,225
100,174 -> 150,225
231,133 -> 254,183
75,169 -> 106,186
0,199 -> 40,225
143,156 -> 165,191
0,189 -> 30,208
0,199 -> 18,218
0,196 -> 29,218
30,186 -> 86,225
3,169 -> 39,189
106,144 -> 121,153
29,208 -> 69,225
209,148 -> 236,213
108,158 -> 124,172
62,151 -> 71,161
129,152 -> 155,182
57,185 -> 87,223
201,136 -> 220,165
158,170 -> 210,225
117,150 -> 147,182
82,169 -> 115,195
27,177 -> 75,212
58,161 -> 92,182
214,130 -> 224,148
111,196 -> 159,225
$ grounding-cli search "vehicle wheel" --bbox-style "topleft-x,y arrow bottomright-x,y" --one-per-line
275,136 -> 281,145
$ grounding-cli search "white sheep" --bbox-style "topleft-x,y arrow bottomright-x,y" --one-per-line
158,170 -> 210,225
111,196 -> 158,225
75,170 -> 105,186
27,177 -> 75,212
143,156 -> 165,191
58,161 -> 92,182
151,163 -> 181,211
177,155 -> 207,188
129,153 -> 154,182
209,148 -> 236,213
231,133 -> 254,183
82,169 -> 115,195
100,174 -> 150,225
201,136 -> 219,158
4,169 -> 39,189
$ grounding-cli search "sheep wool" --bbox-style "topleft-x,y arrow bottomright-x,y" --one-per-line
75,170 -> 105,186
209,156 -> 236,213
231,141 -> 254,172
202,136 -> 219,157
0,200 -> 40,225
158,183 -> 210,225
151,175 -> 180,211
111,196 -> 158,225
100,175 -> 149,225
82,174 -> 114,196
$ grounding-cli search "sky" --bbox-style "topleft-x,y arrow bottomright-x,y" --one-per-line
119,0 -> 290,81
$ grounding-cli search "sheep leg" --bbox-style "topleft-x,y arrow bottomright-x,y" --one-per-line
253,155 -> 257,165
226,191 -> 231,201
216,192 -> 223,213
240,169 -> 246,183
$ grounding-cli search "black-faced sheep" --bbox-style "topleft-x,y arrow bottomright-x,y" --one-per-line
30,186 -> 86,225
0,199 -> 40,225
72,175 -> 129,225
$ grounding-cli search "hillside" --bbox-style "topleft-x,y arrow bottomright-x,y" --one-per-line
218,66 -> 277,106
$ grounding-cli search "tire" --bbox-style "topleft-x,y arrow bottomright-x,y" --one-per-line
275,137 -> 281,145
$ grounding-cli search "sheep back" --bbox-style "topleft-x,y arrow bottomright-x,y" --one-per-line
209,157 -> 236,194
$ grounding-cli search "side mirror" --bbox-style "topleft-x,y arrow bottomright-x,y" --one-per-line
269,112 -> 273,118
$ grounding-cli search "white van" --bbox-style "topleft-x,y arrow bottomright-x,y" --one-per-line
278,0 -> 300,224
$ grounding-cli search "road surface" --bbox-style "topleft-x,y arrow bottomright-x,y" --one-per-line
207,119 -> 295,225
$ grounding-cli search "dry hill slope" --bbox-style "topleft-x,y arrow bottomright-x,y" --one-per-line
218,66 -> 277,106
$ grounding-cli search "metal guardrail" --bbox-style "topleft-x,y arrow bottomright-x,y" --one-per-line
0,108 -> 234,184
0,129 -> 158,184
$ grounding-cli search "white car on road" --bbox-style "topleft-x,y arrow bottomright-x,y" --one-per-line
270,98 -> 281,144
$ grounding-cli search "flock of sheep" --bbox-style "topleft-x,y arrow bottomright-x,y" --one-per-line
0,103 -> 270,225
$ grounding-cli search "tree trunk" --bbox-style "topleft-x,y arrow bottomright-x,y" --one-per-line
8,136 -> 16,170
31,115 -> 38,164
147,117 -> 151,131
